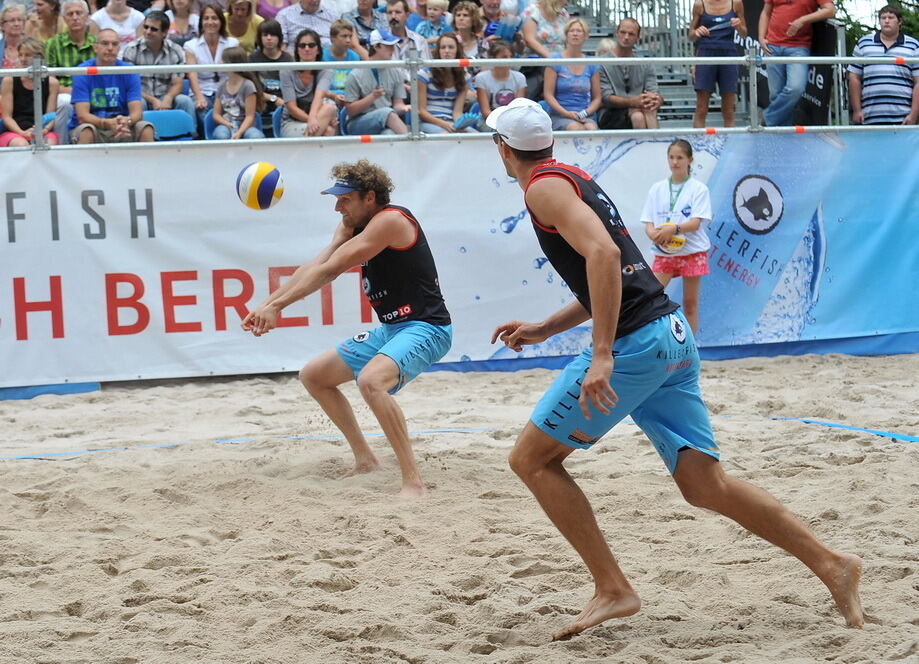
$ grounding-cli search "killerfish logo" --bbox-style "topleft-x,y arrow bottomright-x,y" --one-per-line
733,175 -> 784,235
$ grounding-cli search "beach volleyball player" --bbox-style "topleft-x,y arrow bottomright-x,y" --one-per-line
486,99 -> 864,638
242,160 -> 452,497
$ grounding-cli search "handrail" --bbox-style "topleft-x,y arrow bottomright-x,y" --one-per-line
2,52 -> 918,153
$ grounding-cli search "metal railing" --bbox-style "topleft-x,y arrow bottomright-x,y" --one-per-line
1,52 -> 918,154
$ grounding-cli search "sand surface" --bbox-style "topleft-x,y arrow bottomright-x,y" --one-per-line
1,354 -> 917,664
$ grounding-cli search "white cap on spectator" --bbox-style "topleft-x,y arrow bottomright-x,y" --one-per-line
485,98 -> 553,152
370,29 -> 400,46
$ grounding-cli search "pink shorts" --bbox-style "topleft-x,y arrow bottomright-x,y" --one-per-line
652,251 -> 710,278
0,131 -> 59,147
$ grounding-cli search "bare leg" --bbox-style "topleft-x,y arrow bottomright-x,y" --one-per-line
673,449 -> 864,627
653,272 -> 673,288
681,275 -> 701,332
629,108 -> 648,129
509,422 -> 641,639
721,92 -> 736,127
693,90 -> 711,128
356,354 -> 425,497
300,349 -> 383,476
643,109 -> 660,129
387,111 -> 408,135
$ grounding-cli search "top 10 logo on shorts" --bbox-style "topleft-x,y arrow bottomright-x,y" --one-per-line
700,133 -> 845,345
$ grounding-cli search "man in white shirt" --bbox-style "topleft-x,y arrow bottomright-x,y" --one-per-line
277,0 -> 340,51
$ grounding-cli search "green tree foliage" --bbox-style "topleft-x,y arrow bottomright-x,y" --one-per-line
838,0 -> 919,52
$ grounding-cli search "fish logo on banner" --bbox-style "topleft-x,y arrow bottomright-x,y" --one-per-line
733,175 -> 784,235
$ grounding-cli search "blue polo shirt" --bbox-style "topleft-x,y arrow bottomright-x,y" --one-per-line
848,32 -> 919,124
322,47 -> 361,97
70,58 -> 143,129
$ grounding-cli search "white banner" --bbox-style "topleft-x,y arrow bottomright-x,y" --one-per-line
0,137 -> 716,388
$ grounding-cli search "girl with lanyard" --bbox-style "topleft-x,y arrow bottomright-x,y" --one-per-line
640,139 -> 712,333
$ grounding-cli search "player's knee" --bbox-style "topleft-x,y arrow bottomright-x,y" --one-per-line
675,474 -> 724,509
355,370 -> 388,400
299,363 -> 323,393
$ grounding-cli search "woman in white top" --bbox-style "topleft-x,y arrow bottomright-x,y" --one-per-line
165,0 -> 199,47
89,0 -> 144,54
641,139 -> 712,332
186,4 -> 240,126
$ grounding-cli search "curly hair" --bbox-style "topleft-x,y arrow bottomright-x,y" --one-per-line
452,1 -> 483,34
330,160 -> 394,206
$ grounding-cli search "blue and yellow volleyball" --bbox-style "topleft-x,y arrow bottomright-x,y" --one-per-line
236,161 -> 284,210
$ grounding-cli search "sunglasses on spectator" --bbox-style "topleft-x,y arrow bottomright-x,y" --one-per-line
143,24 -> 162,32
297,42 -> 319,48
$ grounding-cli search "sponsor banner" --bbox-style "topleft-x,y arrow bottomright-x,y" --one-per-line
1,133 -> 917,387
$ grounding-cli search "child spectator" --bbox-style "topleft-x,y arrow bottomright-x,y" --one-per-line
210,45 -> 267,138
543,18 -> 600,131
0,37 -> 61,146
640,139 -> 712,333
280,28 -> 337,136
165,0 -> 199,47
323,18 -> 361,102
417,32 -> 472,133
415,0 -> 451,45
473,38 -> 524,128
249,19 -> 292,115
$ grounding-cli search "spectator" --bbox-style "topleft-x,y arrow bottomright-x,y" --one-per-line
481,0 -> 523,54
89,0 -> 144,55
0,37 -> 61,146
519,0 -> 567,99
165,0 -> 198,47
474,38 -> 524,128
848,4 -> 919,125
640,139 -> 712,333
277,0 -> 338,51
25,0 -> 65,44
45,0 -> 96,98
70,28 -> 155,142
324,19 -> 362,100
415,0 -> 450,46
225,0 -> 263,53
417,32 -> 471,132
543,18 -> 600,131
596,20 -> 664,129
758,0 -> 834,126
451,0 -> 483,60
256,0 -> 293,21
279,27 -> 337,136
1,4 -> 28,67
342,0 -> 388,50
211,45 -> 266,138
122,10 -> 196,128
688,0 -> 746,127
342,28 -> 409,134
406,0 -> 426,32
185,4 -> 240,128
386,0 -> 429,61
249,18 -> 292,118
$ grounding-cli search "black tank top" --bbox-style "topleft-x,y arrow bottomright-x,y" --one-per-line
359,205 -> 452,326
526,161 -> 677,338
12,77 -> 49,131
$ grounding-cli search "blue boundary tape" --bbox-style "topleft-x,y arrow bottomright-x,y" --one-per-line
771,417 -> 919,443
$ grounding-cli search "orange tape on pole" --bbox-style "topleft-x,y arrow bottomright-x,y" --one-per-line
459,58 -> 471,67
86,66 -> 99,75
794,125 -> 806,133
894,56 -> 906,65
705,127 -> 717,134
359,134 -> 372,143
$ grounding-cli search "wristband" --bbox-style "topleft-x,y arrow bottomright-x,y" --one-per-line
576,109 -> 588,120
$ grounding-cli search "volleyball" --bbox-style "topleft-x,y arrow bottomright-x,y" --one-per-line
656,223 -> 686,255
236,161 -> 284,210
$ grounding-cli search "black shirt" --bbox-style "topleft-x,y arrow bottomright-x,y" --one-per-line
525,160 -> 677,338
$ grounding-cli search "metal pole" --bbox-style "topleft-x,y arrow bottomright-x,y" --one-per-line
834,20 -> 848,126
406,48 -> 421,138
747,51 -> 760,130
668,0 -> 679,61
31,55 -> 48,151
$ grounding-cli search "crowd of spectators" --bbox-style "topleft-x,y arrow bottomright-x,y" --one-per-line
0,0 -> 917,146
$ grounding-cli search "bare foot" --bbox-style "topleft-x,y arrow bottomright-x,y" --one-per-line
552,590 -> 642,640
398,482 -> 426,498
341,456 -> 383,478
823,553 -> 864,627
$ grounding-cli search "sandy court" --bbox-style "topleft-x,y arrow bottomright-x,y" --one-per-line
1,353 -> 917,663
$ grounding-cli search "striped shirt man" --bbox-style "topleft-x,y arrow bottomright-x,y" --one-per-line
848,31 -> 919,124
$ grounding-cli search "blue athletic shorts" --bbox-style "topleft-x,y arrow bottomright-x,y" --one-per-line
336,320 -> 453,394
531,311 -> 718,473
694,49 -> 739,94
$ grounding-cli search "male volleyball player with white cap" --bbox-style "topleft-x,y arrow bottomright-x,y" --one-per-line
486,98 -> 864,639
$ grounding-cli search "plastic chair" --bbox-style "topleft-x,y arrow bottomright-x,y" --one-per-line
202,109 -> 218,140
142,109 -> 195,141
271,105 -> 284,138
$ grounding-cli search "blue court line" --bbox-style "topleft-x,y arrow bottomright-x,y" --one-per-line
0,427 -> 496,461
770,417 -> 919,443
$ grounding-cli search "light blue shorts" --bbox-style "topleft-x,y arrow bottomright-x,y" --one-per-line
531,311 -> 718,473
336,320 -> 453,394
